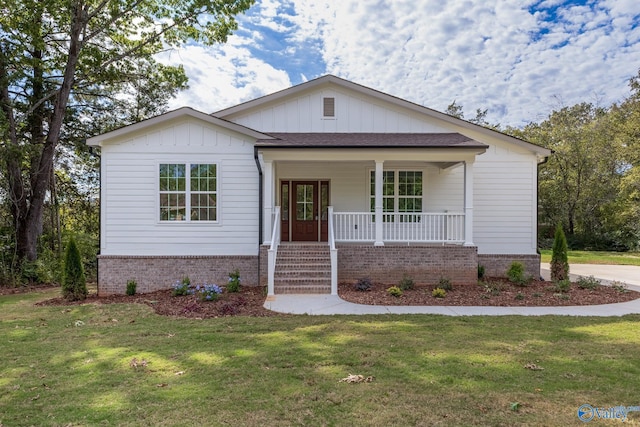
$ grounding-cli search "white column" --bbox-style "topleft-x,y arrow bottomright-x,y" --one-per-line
374,160 -> 384,246
464,160 -> 474,246
263,159 -> 274,245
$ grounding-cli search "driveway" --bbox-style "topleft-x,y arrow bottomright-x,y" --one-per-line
541,263 -> 640,291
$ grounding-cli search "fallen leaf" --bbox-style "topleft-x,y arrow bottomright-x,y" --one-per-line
524,363 -> 544,371
31,394 -> 40,401
175,371 -> 185,376
156,383 -> 168,388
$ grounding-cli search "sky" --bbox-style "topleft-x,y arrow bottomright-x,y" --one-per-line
157,0 -> 640,128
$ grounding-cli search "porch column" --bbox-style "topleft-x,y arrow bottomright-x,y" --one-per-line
464,160 -> 474,246
263,159 -> 274,245
374,160 -> 384,246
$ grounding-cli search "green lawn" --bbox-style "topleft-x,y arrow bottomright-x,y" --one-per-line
2,289 -> 640,426
540,249 -> 640,266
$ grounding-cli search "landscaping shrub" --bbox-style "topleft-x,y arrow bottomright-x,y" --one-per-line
554,279 -> 571,293
438,277 -> 453,291
477,264 -> 485,280
577,276 -> 601,290
126,279 -> 137,296
196,284 -> 222,301
432,288 -> 446,298
227,269 -> 241,293
61,237 -> 87,301
172,277 -> 192,296
355,277 -> 372,292
387,286 -> 403,297
398,274 -> 414,291
551,224 -> 569,282
506,261 -> 529,286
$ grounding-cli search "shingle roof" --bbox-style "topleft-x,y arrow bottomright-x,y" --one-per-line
255,133 -> 488,149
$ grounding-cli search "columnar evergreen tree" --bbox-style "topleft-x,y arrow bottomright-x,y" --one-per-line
550,224 -> 569,282
62,237 -> 86,301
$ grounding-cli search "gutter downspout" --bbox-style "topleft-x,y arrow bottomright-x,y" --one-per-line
536,154 -> 550,279
254,146 -> 263,285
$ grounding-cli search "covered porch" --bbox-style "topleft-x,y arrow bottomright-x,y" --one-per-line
257,133 -> 487,295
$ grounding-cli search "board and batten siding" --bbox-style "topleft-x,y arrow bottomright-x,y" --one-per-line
231,86 -> 452,133
100,118 -> 259,256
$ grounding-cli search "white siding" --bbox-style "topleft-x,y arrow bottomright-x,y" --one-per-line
100,118 -> 259,256
232,86 -> 452,133
473,142 -> 538,254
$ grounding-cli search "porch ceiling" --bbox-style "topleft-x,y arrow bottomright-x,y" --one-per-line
256,132 -> 488,149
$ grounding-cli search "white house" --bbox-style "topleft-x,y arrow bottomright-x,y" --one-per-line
87,75 -> 550,295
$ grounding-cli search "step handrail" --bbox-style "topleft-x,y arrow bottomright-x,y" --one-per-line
267,206 -> 281,296
328,206 -> 337,295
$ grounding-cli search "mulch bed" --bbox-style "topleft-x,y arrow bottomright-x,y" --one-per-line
36,286 -> 281,318
8,277 -> 639,318
338,279 -> 640,306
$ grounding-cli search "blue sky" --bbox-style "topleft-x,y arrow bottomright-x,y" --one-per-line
158,0 -> 640,127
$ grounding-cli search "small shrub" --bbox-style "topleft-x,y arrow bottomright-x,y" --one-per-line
355,277 -> 373,292
387,286 -> 403,297
612,281 -> 628,293
507,262 -> 530,286
554,279 -> 571,293
438,277 -> 453,291
550,224 -> 569,282
172,279 -> 193,296
227,269 -> 241,293
398,274 -> 414,291
196,284 -> 223,301
61,237 -> 87,301
126,279 -> 137,296
577,276 -> 601,290
477,264 -> 485,280
432,288 -> 446,298
515,292 -> 524,301
480,280 -> 504,296
533,292 -> 542,298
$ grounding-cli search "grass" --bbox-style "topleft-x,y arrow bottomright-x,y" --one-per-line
540,249 -> 640,266
2,288 -> 640,426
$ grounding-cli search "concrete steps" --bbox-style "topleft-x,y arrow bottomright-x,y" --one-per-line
274,244 -> 331,294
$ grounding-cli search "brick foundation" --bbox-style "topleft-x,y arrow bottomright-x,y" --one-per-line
336,244 -> 478,285
97,255 -> 259,295
477,254 -> 541,279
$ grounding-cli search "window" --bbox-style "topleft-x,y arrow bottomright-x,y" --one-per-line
159,163 -> 217,222
370,170 -> 422,222
323,97 -> 335,117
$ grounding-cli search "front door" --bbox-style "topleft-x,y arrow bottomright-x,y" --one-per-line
292,181 -> 318,241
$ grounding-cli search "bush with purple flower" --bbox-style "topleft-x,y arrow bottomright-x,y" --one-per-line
196,284 -> 223,301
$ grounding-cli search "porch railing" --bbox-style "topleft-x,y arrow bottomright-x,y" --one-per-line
333,211 -> 465,243
267,206 -> 281,296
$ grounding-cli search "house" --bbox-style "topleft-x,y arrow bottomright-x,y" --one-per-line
87,75 -> 551,295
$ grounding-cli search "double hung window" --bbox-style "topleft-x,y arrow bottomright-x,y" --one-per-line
159,163 -> 217,222
370,170 -> 422,222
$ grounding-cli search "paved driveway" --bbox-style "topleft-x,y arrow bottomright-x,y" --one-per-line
541,263 -> 640,290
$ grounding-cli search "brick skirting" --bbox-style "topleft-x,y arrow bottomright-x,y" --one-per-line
336,244 -> 478,285
97,255 -> 259,295
477,254 -> 541,279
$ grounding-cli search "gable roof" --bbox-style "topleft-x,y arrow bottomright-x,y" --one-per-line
86,107 -> 274,147
256,133 -> 488,150
214,75 -> 550,159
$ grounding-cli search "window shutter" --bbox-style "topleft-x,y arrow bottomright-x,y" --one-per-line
323,97 -> 335,117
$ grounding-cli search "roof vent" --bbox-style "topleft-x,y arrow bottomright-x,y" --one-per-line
323,97 -> 335,117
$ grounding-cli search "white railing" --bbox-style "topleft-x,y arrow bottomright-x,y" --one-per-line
267,206 -> 281,296
328,206 -> 338,295
333,211 -> 465,243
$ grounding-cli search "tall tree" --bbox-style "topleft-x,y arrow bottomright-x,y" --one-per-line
0,0 -> 254,263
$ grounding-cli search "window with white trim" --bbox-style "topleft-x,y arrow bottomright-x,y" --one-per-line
370,170 -> 422,222
159,163 -> 217,222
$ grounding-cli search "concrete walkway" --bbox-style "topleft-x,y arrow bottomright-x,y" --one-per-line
264,264 -> 640,316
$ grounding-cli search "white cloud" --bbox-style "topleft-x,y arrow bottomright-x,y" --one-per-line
162,0 -> 640,126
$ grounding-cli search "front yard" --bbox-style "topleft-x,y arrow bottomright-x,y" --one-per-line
2,288 -> 640,426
